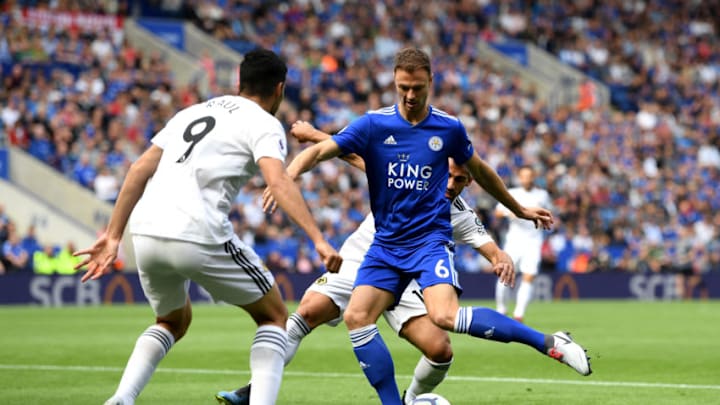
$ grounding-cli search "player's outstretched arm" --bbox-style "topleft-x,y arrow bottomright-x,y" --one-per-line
464,153 -> 553,230
262,138 -> 350,213
286,138 -> 344,179
74,145 -> 163,282
290,120 -> 366,172
475,242 -> 515,287
258,156 -> 343,273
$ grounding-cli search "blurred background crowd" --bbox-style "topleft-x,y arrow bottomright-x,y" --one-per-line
0,0 -> 718,279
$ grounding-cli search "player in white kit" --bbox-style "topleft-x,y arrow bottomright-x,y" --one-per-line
494,165 -> 553,322
74,49 -> 342,405
216,122 -> 516,405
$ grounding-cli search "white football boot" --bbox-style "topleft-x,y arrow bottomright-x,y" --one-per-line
547,331 -> 592,376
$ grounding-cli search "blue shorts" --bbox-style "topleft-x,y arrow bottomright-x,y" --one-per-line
354,240 -> 462,307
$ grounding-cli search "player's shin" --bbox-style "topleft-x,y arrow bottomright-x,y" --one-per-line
495,278 -> 511,315
109,325 -> 175,404
285,312 -> 312,366
513,279 -> 534,319
404,356 -> 452,403
453,307 -> 552,353
349,324 -> 403,405
249,325 -> 287,405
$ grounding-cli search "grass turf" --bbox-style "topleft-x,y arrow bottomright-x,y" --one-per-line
0,300 -> 718,404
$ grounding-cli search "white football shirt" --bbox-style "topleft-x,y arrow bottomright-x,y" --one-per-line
130,95 -> 287,244
496,187 -> 552,247
339,196 -> 494,266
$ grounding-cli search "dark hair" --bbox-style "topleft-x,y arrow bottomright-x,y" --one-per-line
239,48 -> 287,98
394,47 -> 432,75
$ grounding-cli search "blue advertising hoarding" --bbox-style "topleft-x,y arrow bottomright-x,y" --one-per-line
489,41 -> 529,66
137,18 -> 185,50
0,272 -> 717,307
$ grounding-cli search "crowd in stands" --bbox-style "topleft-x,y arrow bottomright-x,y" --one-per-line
0,0 -> 718,278
0,204 -> 81,274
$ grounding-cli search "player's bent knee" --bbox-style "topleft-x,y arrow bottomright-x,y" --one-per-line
156,301 -> 192,341
423,338 -> 453,363
343,308 -> 373,330
297,294 -> 340,329
243,285 -> 288,328
156,317 -> 190,341
430,343 -> 454,364
427,311 -> 456,331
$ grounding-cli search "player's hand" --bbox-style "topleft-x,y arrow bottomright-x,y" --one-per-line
262,186 -> 278,214
518,206 -> 554,230
73,234 -> 121,283
493,251 -> 516,288
314,240 -> 343,273
290,121 -> 320,143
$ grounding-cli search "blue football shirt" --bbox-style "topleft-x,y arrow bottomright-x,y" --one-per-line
333,104 -> 474,247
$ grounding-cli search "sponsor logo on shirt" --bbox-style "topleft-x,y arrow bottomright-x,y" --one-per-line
386,153 -> 432,191
383,135 -> 397,145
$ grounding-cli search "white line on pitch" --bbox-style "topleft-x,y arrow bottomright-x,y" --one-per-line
1,364 -> 718,391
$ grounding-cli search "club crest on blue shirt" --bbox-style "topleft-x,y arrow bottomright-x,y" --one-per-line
428,136 -> 443,151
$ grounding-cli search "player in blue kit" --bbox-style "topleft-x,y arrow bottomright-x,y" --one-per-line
288,48 -> 591,404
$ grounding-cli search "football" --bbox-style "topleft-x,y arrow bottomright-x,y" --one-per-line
411,393 -> 451,405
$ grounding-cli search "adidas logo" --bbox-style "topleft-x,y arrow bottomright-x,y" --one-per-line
383,135 -> 397,145
484,327 -> 495,339
359,361 -> 370,370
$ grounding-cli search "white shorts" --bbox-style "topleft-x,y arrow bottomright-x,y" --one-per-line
132,234 -> 274,316
306,259 -> 427,334
504,241 -> 541,276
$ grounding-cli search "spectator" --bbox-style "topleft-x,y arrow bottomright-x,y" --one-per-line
94,165 -> 119,203
2,230 -> 30,272
55,241 -> 81,275
2,1 -> 719,275
33,244 -> 58,275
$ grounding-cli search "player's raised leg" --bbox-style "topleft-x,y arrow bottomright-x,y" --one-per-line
345,284 -> 401,405
423,283 -> 591,375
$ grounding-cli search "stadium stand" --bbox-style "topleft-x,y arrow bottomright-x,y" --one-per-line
1,0 -> 718,279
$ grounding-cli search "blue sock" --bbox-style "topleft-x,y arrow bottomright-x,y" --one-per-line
349,324 -> 402,405
454,306 -> 548,353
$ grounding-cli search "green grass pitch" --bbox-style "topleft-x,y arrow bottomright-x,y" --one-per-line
1,300 -> 718,404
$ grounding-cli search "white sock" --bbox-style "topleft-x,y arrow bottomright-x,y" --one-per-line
404,356 -> 453,403
249,325 -> 287,405
513,279 -> 534,319
110,325 -> 175,404
495,278 -> 511,315
284,313 -> 311,366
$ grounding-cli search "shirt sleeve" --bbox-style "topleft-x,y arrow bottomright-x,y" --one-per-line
332,114 -> 371,157
451,207 -> 495,249
449,120 -> 474,165
252,118 -> 288,163
150,114 -> 178,149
